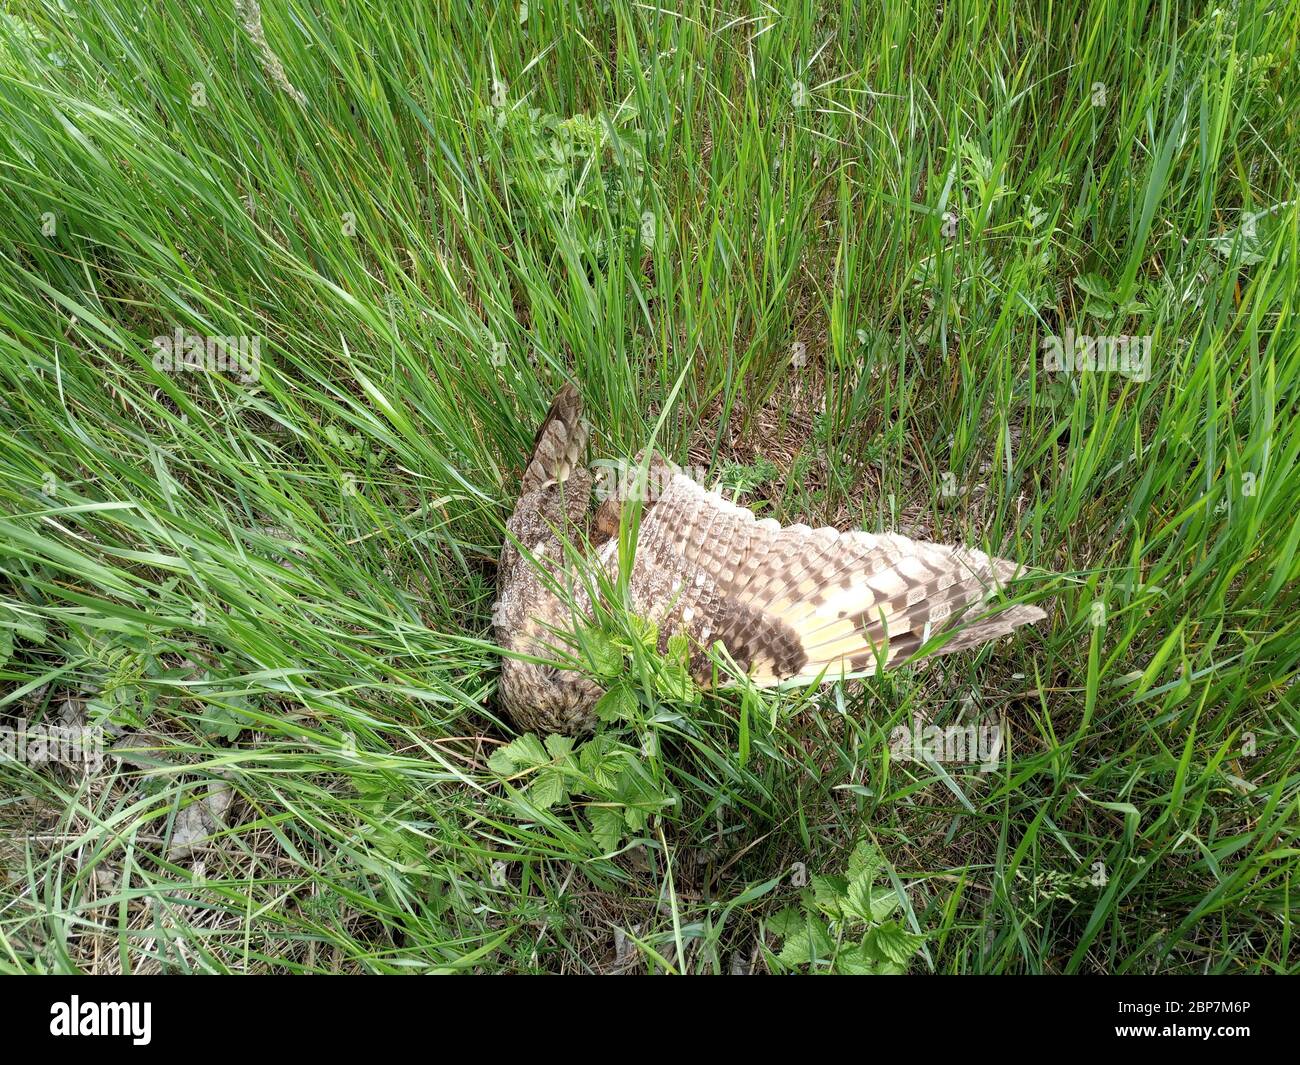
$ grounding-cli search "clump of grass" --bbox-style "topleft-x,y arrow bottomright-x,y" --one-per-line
0,0 -> 1296,973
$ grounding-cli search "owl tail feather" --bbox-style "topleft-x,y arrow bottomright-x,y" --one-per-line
520,383 -> 588,496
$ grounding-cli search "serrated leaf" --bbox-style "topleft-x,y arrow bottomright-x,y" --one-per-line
1208,205 -> 1287,266
580,626 -> 623,678
594,683 -> 637,723
487,747 -> 518,775
576,734 -> 608,773
577,734 -> 624,787
527,767 -> 569,810
666,629 -> 690,662
200,700 -> 245,741
587,806 -> 624,852
834,944 -> 877,975
845,878 -> 900,924
777,919 -> 834,966
864,921 -> 924,967
544,733 -> 575,762
811,874 -> 849,918
493,732 -> 548,772
626,615 -> 658,651
847,839 -> 884,881
766,906 -> 805,938
1073,272 -> 1113,300
654,660 -> 695,703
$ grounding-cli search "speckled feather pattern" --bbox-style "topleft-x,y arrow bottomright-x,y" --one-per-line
496,386 -> 1046,735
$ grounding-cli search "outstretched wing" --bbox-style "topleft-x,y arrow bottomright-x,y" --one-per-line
625,467 -> 1045,686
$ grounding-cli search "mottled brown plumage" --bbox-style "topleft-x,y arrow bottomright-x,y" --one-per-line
495,385 -> 1046,735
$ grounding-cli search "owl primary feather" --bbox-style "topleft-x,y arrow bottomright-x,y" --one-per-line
494,384 -> 1046,735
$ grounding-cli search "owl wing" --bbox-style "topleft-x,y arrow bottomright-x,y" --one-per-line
500,383 -> 591,581
519,382 -> 588,496
624,466 -> 1046,686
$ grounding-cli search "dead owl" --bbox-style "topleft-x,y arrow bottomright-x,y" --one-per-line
494,384 -> 1045,735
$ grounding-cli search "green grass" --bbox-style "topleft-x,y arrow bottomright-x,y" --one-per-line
0,0 -> 1297,973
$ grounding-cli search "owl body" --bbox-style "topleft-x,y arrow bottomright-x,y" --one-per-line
492,390 -> 604,734
496,385 -> 1045,736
